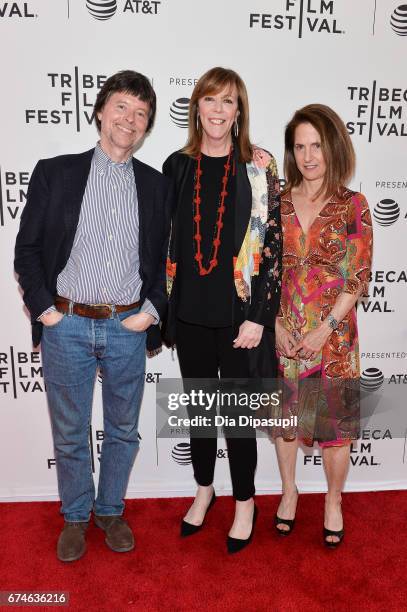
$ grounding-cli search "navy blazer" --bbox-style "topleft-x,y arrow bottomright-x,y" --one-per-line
14,148 -> 173,352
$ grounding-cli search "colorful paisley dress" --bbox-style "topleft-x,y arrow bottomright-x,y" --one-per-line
277,187 -> 373,446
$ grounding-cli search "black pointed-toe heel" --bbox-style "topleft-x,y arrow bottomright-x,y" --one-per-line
227,505 -> 258,554
323,526 -> 344,548
180,492 -> 216,537
274,514 -> 295,536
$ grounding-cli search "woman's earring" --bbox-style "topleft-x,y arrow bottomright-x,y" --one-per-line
234,118 -> 239,138
196,113 -> 200,131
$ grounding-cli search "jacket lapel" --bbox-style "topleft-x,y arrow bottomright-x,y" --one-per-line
132,158 -> 154,271
234,157 -> 252,254
63,148 -> 94,240
170,154 -> 194,261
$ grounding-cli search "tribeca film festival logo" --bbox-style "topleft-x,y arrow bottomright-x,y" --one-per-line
390,4 -> 407,36
346,83 -> 407,142
48,426 -> 103,471
249,0 -> 343,38
0,167 -> 30,227
0,1 -> 37,18
0,348 -> 44,398
25,68 -> 107,132
83,0 -> 162,20
359,269 -> 407,313
304,429 -> 391,467
48,426 -> 141,470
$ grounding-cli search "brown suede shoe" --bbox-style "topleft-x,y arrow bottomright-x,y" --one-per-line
57,521 -> 88,562
94,515 -> 135,552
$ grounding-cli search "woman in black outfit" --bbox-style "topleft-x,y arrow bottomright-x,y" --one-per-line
163,67 -> 281,553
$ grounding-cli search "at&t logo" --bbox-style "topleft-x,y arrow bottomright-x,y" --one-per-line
360,368 -> 407,388
170,98 -> 189,128
98,369 -> 162,383
86,0 -> 117,20
249,0 -> 343,38
390,4 -> 407,36
171,442 -> 228,465
360,368 -> 384,391
366,180 -> 407,228
171,442 -> 191,465
85,0 -> 162,20
373,199 -> 401,226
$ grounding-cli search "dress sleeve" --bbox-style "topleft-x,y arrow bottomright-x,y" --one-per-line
248,155 -> 282,328
343,192 -> 373,296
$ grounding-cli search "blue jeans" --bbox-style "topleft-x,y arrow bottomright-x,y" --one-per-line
41,307 -> 146,522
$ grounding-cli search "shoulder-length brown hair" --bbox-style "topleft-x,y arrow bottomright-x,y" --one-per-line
283,104 -> 355,200
183,67 -> 253,163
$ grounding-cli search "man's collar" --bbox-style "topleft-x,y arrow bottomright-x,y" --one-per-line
94,142 -> 133,175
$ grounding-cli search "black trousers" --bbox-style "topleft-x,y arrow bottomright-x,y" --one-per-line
175,319 -> 257,501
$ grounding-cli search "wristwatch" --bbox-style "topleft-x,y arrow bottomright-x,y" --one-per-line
327,314 -> 339,330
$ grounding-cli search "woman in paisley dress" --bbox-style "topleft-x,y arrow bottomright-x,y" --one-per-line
274,104 -> 373,546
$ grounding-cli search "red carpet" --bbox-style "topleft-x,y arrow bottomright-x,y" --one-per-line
1,492 -> 406,611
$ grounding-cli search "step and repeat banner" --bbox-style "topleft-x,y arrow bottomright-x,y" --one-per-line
0,0 -> 406,501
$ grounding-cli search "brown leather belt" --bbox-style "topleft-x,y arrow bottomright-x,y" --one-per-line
55,296 -> 140,319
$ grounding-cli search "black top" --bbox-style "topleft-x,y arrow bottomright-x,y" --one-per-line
177,153 -> 235,327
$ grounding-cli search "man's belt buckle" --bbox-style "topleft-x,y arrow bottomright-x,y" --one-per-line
89,302 -> 114,309
90,302 -> 115,318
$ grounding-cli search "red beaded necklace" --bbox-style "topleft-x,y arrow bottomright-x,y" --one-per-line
193,147 -> 233,276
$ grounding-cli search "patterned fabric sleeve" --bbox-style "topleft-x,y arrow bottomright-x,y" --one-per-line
343,192 -> 373,296
248,156 -> 282,328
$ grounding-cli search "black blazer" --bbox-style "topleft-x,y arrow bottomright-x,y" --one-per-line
14,148 -> 173,352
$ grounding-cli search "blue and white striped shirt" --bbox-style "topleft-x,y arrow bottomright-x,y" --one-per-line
55,143 -> 158,321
